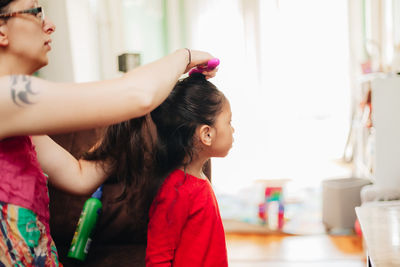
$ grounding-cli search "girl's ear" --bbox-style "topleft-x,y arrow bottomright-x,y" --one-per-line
0,24 -> 9,47
198,125 -> 213,146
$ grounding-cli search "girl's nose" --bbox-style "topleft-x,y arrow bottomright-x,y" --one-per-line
43,18 -> 56,34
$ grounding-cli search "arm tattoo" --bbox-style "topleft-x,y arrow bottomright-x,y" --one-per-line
9,75 -> 38,107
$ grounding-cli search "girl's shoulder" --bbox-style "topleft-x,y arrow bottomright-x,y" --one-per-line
159,169 -> 210,196
168,169 -> 209,185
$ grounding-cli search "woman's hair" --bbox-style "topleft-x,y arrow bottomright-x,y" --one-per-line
85,73 -> 225,224
0,0 -> 14,13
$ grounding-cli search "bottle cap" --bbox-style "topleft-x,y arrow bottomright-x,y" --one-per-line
91,185 -> 103,199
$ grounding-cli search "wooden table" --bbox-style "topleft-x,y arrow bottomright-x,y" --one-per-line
356,201 -> 400,267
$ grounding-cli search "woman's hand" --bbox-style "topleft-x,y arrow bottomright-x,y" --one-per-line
185,49 -> 218,79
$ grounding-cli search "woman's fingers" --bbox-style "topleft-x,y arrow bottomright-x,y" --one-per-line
187,50 -> 214,69
202,68 -> 218,79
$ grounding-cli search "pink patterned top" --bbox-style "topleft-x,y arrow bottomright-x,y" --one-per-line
0,136 -> 50,228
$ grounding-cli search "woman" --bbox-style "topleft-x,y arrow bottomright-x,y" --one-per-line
0,0 -> 217,266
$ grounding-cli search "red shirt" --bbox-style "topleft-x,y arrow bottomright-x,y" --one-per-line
146,169 -> 228,267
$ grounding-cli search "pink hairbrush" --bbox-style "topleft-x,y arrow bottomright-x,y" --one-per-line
189,58 -> 220,76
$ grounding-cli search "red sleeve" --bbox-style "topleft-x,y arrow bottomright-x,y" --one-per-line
145,188 -> 190,267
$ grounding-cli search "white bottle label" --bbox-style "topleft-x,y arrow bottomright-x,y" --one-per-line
84,238 -> 92,254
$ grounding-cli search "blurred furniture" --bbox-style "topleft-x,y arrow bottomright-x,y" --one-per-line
49,129 -> 147,267
353,75 -> 400,202
49,130 -> 211,266
356,201 -> 400,267
354,76 -> 400,267
371,76 -> 400,190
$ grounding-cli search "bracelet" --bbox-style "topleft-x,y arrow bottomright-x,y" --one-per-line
184,48 -> 191,67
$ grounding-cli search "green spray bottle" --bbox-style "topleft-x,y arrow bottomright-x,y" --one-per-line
68,185 -> 103,261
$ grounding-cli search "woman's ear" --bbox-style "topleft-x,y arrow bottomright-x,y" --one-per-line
0,24 -> 9,47
198,125 -> 213,146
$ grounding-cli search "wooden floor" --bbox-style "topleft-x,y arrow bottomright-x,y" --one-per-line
226,233 -> 366,267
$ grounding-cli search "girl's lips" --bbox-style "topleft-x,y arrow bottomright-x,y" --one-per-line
44,39 -> 52,50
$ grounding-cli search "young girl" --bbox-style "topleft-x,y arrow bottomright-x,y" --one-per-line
0,0 -> 217,265
86,73 -> 234,266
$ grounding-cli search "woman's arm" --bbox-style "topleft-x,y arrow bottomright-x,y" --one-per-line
32,135 -> 108,195
0,49 -> 216,139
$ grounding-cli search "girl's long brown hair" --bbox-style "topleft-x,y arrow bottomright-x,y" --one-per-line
85,73 -> 225,226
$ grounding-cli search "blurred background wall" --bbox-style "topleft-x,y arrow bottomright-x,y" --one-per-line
38,0 -> 400,230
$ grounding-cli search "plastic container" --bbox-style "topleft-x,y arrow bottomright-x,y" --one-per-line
322,178 -> 370,231
68,186 -> 103,261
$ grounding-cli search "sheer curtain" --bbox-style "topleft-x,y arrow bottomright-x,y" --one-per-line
174,0 -> 351,195
258,0 -> 352,191
168,0 -> 263,194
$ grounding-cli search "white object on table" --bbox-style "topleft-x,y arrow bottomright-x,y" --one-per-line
356,201 -> 400,267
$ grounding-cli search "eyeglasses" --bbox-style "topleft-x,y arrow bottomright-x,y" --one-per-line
0,7 -> 44,23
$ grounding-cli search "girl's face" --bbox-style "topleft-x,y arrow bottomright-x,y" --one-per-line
3,0 -> 55,72
209,99 -> 234,157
